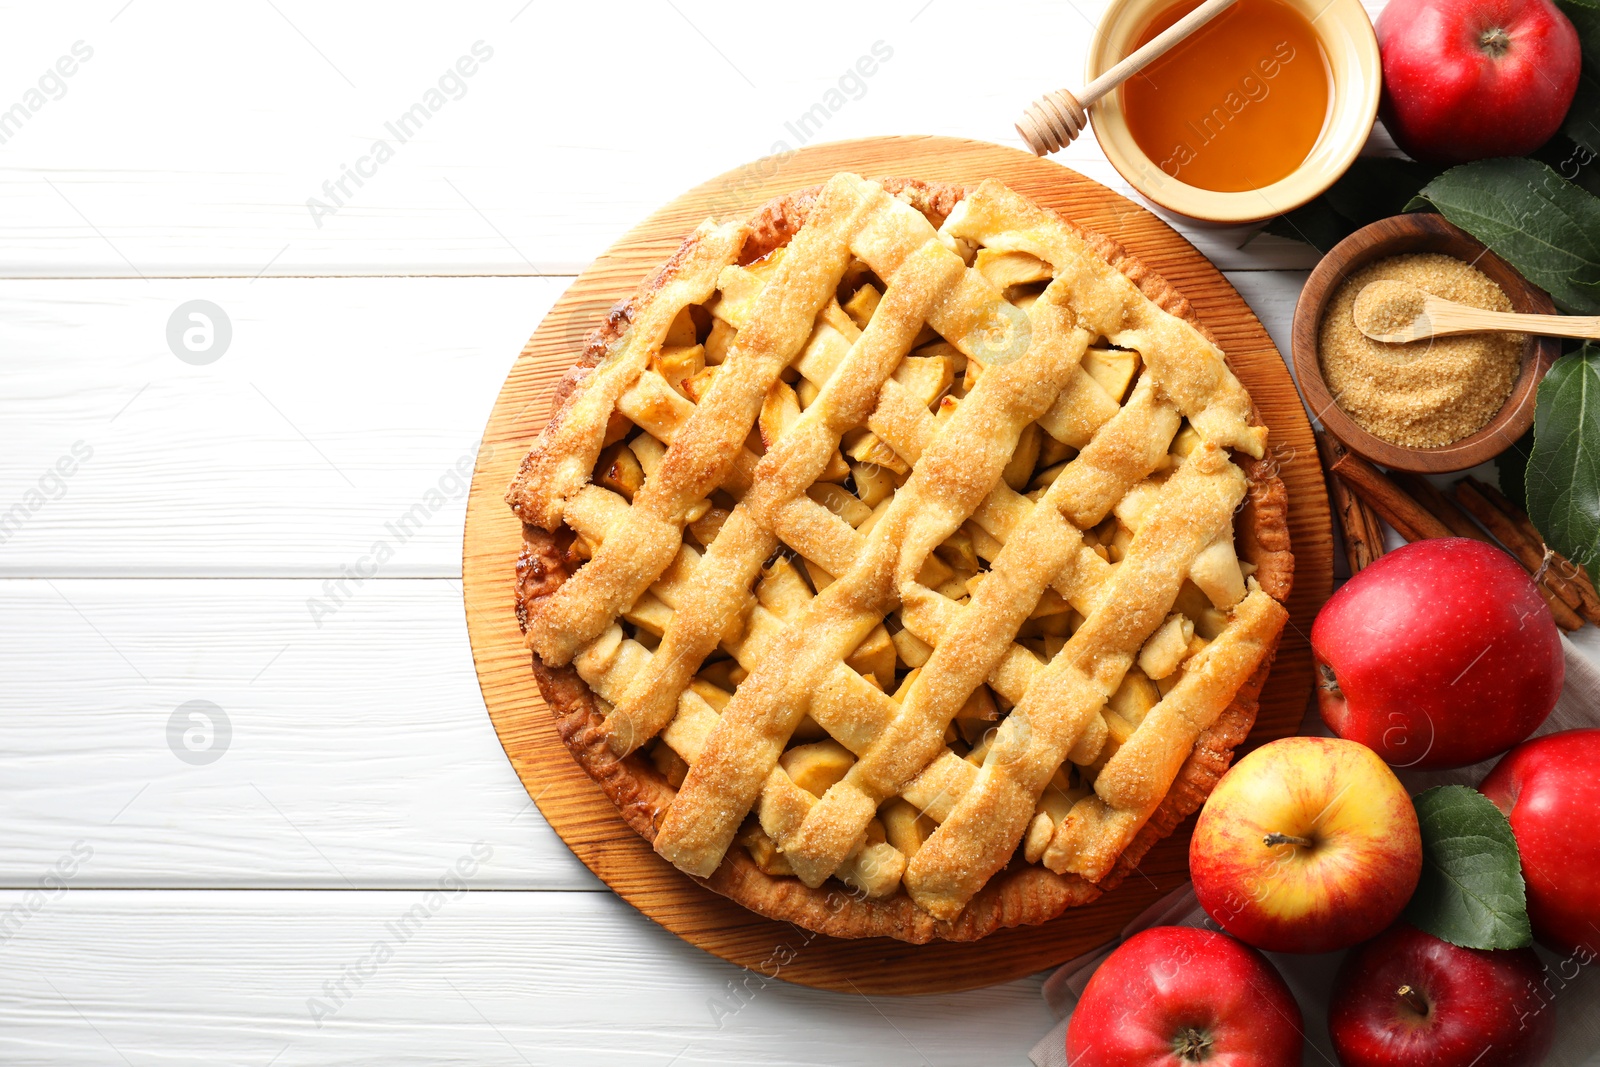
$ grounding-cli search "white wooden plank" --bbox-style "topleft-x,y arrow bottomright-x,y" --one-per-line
0,275 -> 565,575
8,573 -> 1592,890
0,890 -> 1054,1066
0,577 -> 597,890
0,271 -> 1305,574
0,0 -> 1379,277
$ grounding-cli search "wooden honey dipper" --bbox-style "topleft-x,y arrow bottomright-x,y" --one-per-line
1016,0 -> 1239,156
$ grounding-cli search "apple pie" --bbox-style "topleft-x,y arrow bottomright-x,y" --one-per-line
508,173 -> 1292,943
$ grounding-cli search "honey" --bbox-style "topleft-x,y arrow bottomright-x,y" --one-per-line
1121,0 -> 1332,192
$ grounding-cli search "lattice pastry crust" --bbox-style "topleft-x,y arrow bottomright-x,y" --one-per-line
509,175 -> 1293,942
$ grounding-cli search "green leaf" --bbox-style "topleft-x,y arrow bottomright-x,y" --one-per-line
1559,0 -> 1600,155
1256,158 -> 1439,252
1321,158 -> 1438,229
1495,428 -> 1535,513
1526,345 -> 1600,570
1404,786 -> 1531,950
1408,158 -> 1600,313
1532,136 -> 1600,198
1567,79 -> 1600,158
1259,196 -> 1350,253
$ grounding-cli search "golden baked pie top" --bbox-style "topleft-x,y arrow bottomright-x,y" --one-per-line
508,173 -> 1291,939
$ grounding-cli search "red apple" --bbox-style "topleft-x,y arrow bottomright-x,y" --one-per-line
1191,736 -> 1422,954
1066,926 -> 1302,1067
1377,0 -> 1580,163
1480,729 -> 1600,958
1313,538 -> 1563,770
1329,923 -> 1555,1067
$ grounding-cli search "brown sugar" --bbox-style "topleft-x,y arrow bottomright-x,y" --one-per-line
1352,280 -> 1430,338
1318,253 -> 1523,448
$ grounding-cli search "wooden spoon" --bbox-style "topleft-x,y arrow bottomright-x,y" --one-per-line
1354,280 -> 1600,343
1016,0 -> 1238,156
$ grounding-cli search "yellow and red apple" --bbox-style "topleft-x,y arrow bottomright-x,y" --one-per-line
1190,736 -> 1422,954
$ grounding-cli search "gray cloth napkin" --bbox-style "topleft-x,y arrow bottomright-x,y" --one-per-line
1029,636 -> 1600,1067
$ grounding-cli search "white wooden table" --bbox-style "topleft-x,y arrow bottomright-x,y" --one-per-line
7,2 -> 1592,1063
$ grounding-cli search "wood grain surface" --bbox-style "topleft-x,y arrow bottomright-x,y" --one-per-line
461,136 -> 1334,994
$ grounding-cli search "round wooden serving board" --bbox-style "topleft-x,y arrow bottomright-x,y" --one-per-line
463,136 -> 1333,995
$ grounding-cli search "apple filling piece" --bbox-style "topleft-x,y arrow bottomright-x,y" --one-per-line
510,174 -> 1289,926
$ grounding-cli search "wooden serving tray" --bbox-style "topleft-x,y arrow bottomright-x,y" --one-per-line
462,135 -> 1332,995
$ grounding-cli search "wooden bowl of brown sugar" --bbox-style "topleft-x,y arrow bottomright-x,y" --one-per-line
1291,212 -> 1560,473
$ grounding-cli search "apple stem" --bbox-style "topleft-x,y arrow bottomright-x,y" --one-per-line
1480,26 -> 1511,58
1171,1026 -> 1214,1063
1396,984 -> 1431,1017
1317,662 -> 1341,697
1263,832 -> 1315,848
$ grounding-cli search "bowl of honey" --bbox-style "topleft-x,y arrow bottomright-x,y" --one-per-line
1085,0 -> 1380,224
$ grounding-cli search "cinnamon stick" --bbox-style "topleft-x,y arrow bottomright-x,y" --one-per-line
1530,576 -> 1586,629
1457,482 -> 1558,580
1456,478 -> 1600,625
1527,578 -> 1586,630
1317,433 -> 1386,573
1390,472 -> 1491,543
1567,560 -> 1600,622
1470,479 -> 1600,622
1450,482 -> 1583,629
1314,432 -> 1582,630
1318,433 -> 1453,542
1342,478 -> 1387,574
